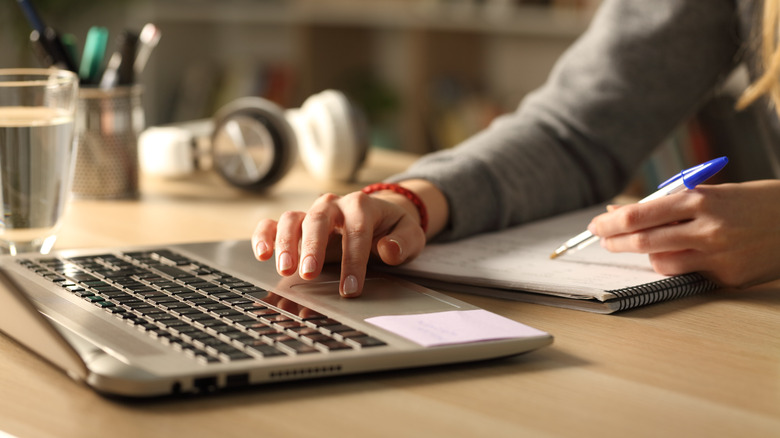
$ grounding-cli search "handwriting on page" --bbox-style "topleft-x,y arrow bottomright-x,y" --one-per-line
397,207 -> 669,299
365,309 -> 547,347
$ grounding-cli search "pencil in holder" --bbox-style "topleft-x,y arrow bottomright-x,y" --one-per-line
72,86 -> 144,199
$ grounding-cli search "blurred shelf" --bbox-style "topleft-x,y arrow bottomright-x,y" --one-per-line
136,0 -> 595,38
131,0 -> 597,152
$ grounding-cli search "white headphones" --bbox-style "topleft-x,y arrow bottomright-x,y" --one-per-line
287,89 -> 367,182
139,89 -> 369,189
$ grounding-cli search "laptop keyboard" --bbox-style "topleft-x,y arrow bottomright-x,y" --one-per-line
18,249 -> 386,365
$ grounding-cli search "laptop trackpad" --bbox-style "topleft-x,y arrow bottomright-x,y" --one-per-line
290,277 -> 467,320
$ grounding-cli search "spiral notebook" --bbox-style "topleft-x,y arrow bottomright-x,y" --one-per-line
387,206 -> 719,314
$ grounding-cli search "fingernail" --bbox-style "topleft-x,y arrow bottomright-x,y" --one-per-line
255,241 -> 268,258
277,251 -> 293,273
301,255 -> 317,275
342,275 -> 359,297
587,222 -> 597,235
388,238 -> 403,258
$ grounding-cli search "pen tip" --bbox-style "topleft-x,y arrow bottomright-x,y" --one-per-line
550,244 -> 568,260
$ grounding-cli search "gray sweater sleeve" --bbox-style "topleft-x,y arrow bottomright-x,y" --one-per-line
387,0 -> 741,241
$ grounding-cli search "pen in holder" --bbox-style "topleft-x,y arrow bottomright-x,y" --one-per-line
72,86 -> 144,199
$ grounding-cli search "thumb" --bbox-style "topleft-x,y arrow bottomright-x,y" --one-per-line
375,216 -> 427,266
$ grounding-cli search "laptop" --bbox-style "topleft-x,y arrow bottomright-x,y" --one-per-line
0,239 -> 552,397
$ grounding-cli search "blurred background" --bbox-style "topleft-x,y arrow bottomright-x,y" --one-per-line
0,0 -> 598,154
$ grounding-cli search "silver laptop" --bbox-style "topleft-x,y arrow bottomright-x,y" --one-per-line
0,239 -> 552,397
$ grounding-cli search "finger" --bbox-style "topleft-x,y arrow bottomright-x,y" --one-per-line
274,211 -> 306,276
299,194 -> 342,280
647,250 -> 707,278
338,193 -> 377,297
652,245 -> 777,289
251,219 -> 278,261
376,214 -> 427,266
589,193 -> 693,238
600,220 -> 701,254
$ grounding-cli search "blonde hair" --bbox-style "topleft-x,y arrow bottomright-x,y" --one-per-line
737,0 -> 780,111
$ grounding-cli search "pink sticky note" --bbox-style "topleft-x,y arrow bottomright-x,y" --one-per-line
365,309 -> 547,347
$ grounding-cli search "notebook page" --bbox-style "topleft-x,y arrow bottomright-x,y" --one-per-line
392,206 -> 670,301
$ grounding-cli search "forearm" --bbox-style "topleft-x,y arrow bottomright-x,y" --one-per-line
390,0 -> 740,241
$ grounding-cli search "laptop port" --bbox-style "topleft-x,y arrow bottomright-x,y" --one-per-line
226,373 -> 249,388
193,376 -> 218,393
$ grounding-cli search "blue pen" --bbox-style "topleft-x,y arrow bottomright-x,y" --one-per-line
17,0 -> 77,72
550,156 -> 729,259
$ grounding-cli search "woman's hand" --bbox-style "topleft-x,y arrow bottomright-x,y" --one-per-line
251,179 -> 448,297
587,180 -> 780,288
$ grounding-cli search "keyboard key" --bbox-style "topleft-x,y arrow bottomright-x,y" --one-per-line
201,303 -> 230,312
158,301 -> 192,311
315,340 -> 352,351
276,320 -> 306,330
151,249 -> 192,265
338,330 -> 368,339
185,330 -> 214,341
219,349 -> 253,362
65,285 -> 87,293
321,324 -> 355,335
172,306 -> 202,316
244,325 -> 279,337
246,343 -> 286,358
210,291 -> 243,301
347,336 -> 387,348
277,339 -> 318,355
66,272 -> 97,282
309,318 -> 341,327
222,314 -> 256,323
43,273 -> 65,282
153,264 -> 192,279
250,308 -> 280,318
201,286 -> 230,295
150,280 -> 179,289
263,332 -> 292,343
146,294 -> 178,303
300,333 -> 333,344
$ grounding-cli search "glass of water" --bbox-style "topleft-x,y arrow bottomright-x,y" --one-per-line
0,68 -> 79,255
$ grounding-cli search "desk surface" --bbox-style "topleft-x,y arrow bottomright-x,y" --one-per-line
1,149 -> 778,438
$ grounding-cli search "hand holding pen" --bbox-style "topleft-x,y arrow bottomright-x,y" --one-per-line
551,156 -> 729,259
585,176 -> 780,289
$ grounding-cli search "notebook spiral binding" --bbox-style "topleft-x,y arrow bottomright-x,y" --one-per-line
607,273 -> 719,311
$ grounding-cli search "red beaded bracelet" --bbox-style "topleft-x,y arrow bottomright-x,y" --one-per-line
362,182 -> 428,233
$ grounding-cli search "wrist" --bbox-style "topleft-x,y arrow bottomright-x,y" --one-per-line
361,179 -> 448,239
362,183 -> 428,233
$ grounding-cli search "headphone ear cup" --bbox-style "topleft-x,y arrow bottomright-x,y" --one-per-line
291,90 -> 368,182
211,97 -> 297,190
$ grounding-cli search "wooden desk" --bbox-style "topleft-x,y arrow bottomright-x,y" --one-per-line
1,149 -> 778,438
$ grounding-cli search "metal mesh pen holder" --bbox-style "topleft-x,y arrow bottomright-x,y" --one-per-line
72,86 -> 145,199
